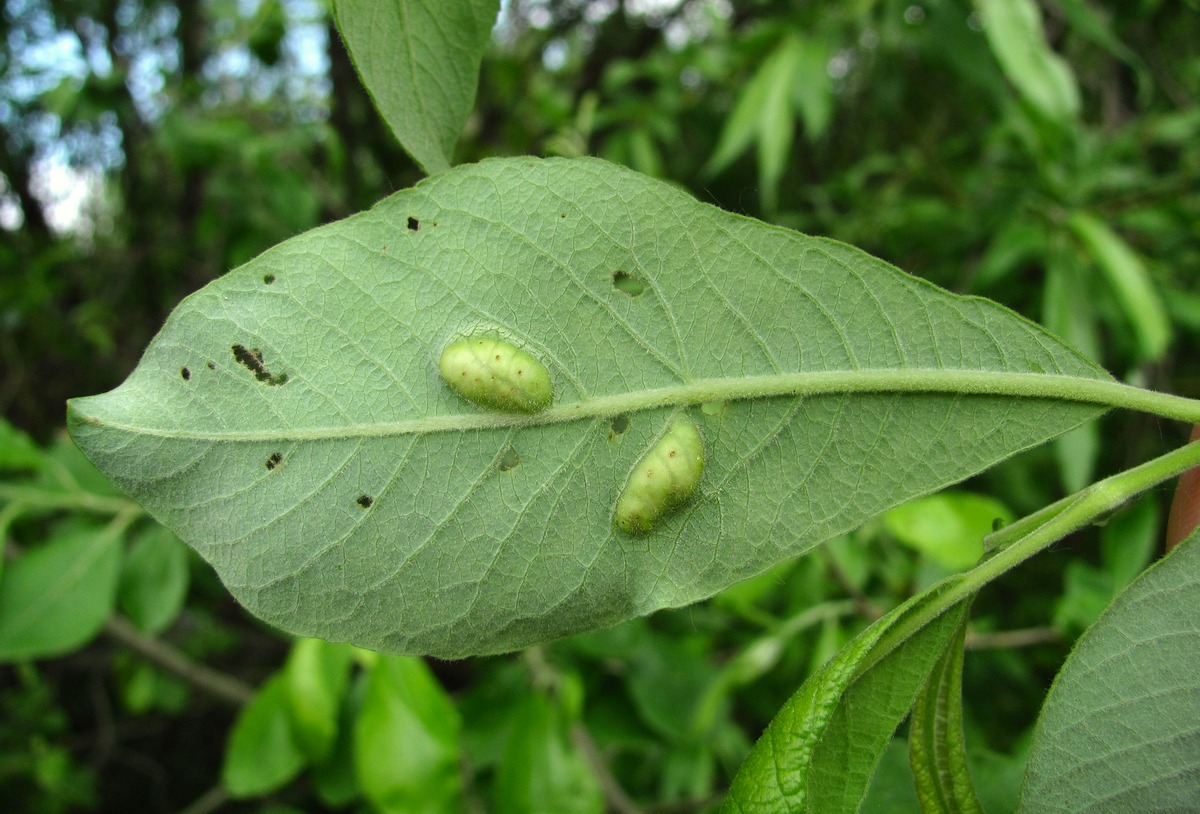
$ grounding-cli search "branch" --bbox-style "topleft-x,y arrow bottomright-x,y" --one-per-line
964,626 -> 1062,650
571,722 -> 643,814
103,615 -> 254,706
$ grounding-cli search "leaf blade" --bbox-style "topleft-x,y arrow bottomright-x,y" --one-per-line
1021,529 -> 1200,812
68,157 -> 1112,658
909,615 -> 984,814
332,0 -> 498,174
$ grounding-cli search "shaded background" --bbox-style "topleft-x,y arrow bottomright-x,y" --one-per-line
2,0 -> 1199,811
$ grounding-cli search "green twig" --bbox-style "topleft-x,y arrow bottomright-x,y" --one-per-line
0,483 -> 141,516
861,437 -> 1200,673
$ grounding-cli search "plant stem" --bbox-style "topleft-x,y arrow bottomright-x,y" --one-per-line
964,626 -> 1061,650
0,483 -> 141,516
862,437 -> 1200,672
104,615 -> 255,706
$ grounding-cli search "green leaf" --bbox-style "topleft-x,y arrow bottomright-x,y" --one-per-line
118,523 -> 189,634
355,655 -> 462,814
909,615 -> 983,814
312,670 -> 367,807
0,523 -> 123,661
283,638 -> 355,763
1021,529 -> 1200,812
883,492 -> 1014,571
222,674 -> 306,798
0,418 -> 45,473
755,37 -> 802,212
1068,211 -> 1172,362
976,0 -> 1081,122
725,593 -> 971,813
67,156 -> 1113,658
494,691 -> 604,814
791,37 -> 832,141
332,0 -> 499,174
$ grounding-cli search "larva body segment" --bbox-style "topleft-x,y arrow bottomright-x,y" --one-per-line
615,416 -> 705,535
438,337 -> 554,414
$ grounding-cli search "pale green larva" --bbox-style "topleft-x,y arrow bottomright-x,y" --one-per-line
438,337 -> 553,413
615,416 -> 705,535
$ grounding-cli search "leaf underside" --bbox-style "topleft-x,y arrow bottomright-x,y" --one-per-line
68,157 -> 1108,658
1020,530 -> 1200,812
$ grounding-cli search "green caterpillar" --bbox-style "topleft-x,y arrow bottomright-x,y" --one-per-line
615,416 -> 705,534
438,336 -> 553,413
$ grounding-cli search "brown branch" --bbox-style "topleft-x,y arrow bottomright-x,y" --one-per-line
571,723 -> 642,814
103,615 -> 255,706
818,547 -> 886,621
175,784 -> 228,814
964,626 -> 1062,650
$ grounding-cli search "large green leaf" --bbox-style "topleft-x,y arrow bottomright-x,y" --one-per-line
67,157 -> 1111,658
1020,529 -> 1200,812
332,0 -> 499,174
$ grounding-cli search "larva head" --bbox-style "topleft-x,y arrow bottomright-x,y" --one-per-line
438,337 -> 553,414
615,416 -> 705,535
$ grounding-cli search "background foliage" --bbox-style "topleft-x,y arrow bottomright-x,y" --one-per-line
2,0 -> 1199,811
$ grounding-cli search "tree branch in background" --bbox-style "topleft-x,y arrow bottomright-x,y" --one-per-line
104,615 -> 254,707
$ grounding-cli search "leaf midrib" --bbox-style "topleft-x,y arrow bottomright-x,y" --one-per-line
70,369 -> 1200,443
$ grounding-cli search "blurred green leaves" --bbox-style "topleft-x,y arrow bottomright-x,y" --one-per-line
356,656 -> 462,814
976,0 -> 1080,124
705,34 -> 831,211
223,675 -> 307,798
1068,211 -> 1172,362
883,492 -> 1014,572
0,522 -> 123,661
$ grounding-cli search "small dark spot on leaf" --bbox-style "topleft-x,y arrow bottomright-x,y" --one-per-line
498,446 -> 520,472
357,494 -> 373,508
560,213 -> 566,218
232,344 -> 287,386
263,273 -> 275,285
609,415 -> 630,440
206,361 -> 216,370
612,270 -> 645,297
407,216 -> 419,231
266,452 -> 283,470
180,367 -> 191,381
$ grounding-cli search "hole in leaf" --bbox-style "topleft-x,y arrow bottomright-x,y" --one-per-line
357,494 -> 373,508
407,216 -> 420,231
266,452 -> 283,470
232,344 -> 287,386
498,446 -> 520,472
700,401 -> 726,416
263,273 -> 275,285
609,415 -> 630,440
612,270 -> 645,297
180,367 -> 191,381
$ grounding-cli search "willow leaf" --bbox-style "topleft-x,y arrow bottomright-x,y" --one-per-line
68,157 -> 1110,658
